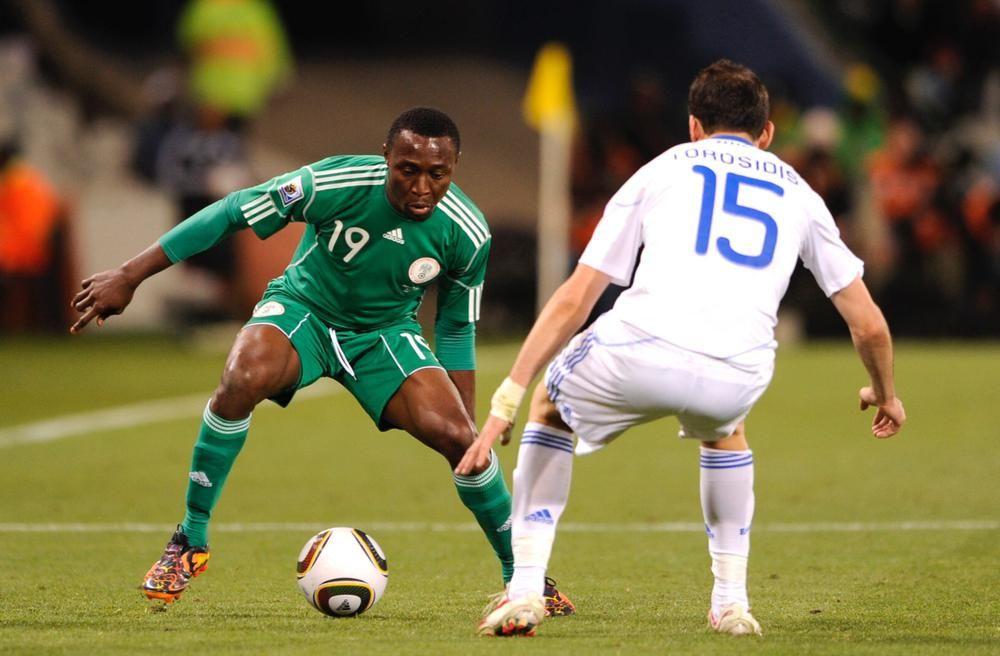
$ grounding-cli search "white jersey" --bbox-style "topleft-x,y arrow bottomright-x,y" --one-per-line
580,135 -> 864,359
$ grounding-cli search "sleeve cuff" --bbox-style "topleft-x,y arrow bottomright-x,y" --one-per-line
158,237 -> 184,264
434,319 -> 476,370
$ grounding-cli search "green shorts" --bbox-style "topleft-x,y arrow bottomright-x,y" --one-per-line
245,289 -> 444,429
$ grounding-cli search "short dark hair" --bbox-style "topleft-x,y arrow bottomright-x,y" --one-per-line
386,107 -> 460,152
688,60 -> 769,138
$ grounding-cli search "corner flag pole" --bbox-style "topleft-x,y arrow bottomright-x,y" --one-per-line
523,43 -> 577,315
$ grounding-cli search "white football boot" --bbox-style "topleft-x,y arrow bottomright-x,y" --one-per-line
476,592 -> 545,637
708,603 -> 763,636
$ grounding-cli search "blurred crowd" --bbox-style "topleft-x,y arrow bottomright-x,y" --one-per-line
0,0 -> 997,337
570,1 -> 1000,336
131,0 -> 291,322
0,0 -> 292,331
0,136 -> 68,332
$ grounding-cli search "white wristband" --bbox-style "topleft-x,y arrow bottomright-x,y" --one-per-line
490,377 -> 526,424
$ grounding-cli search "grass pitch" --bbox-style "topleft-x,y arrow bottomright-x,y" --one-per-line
1,336 -> 998,654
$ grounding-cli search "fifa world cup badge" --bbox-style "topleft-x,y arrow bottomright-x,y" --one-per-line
278,176 -> 304,206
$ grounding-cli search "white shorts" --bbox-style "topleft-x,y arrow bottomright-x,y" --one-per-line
543,313 -> 775,454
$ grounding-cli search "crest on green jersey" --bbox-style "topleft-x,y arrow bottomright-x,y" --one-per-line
408,258 -> 441,284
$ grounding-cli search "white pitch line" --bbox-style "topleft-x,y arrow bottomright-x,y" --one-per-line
0,520 -> 995,534
0,382 -> 341,449
0,359 -> 514,450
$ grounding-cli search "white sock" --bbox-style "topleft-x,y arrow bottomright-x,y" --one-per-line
700,446 -> 755,611
507,422 -> 575,600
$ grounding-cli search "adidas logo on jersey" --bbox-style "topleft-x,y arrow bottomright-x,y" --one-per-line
524,509 -> 554,525
382,228 -> 404,244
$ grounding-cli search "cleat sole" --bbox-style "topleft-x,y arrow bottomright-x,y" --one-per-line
143,590 -> 180,603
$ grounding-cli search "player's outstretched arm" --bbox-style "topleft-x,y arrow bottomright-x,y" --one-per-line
506,265 -> 612,391
70,243 -> 173,333
71,185 -> 269,334
830,275 -> 906,438
454,265 -> 610,475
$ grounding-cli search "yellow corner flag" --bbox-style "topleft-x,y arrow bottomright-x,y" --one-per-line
522,43 -> 577,132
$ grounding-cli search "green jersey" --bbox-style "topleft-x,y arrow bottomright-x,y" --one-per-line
159,155 -> 490,369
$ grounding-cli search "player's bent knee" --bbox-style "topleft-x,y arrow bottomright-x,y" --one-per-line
212,329 -> 300,418
429,421 -> 477,469
217,369 -> 267,402
528,382 -> 568,429
212,377 -> 265,418
702,422 -> 749,451
214,357 -> 286,417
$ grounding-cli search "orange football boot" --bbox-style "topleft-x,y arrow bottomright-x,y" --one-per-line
141,526 -> 210,603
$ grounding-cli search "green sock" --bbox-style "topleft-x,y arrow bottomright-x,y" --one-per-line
180,402 -> 250,547
453,450 -> 514,583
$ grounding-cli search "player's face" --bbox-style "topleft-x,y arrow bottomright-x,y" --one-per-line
383,130 -> 458,220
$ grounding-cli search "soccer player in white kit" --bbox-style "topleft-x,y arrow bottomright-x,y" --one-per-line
459,60 -> 906,638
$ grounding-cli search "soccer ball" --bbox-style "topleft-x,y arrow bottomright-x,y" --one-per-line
296,527 -> 388,617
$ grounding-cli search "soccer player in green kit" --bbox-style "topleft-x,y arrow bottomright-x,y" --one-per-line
70,107 -> 573,615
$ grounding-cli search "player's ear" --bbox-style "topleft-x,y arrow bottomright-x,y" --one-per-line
382,142 -> 390,160
689,115 -> 704,142
757,121 -> 775,150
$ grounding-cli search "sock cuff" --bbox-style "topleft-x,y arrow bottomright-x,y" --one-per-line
700,447 -> 753,469
523,422 -> 573,440
453,450 -> 500,488
521,422 -> 574,453
203,401 -> 252,436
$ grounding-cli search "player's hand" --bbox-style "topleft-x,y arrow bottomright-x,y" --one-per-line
69,268 -> 137,334
859,386 -> 906,439
454,415 -> 510,476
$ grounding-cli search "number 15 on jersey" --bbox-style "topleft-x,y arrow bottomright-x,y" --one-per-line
692,166 -> 783,269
